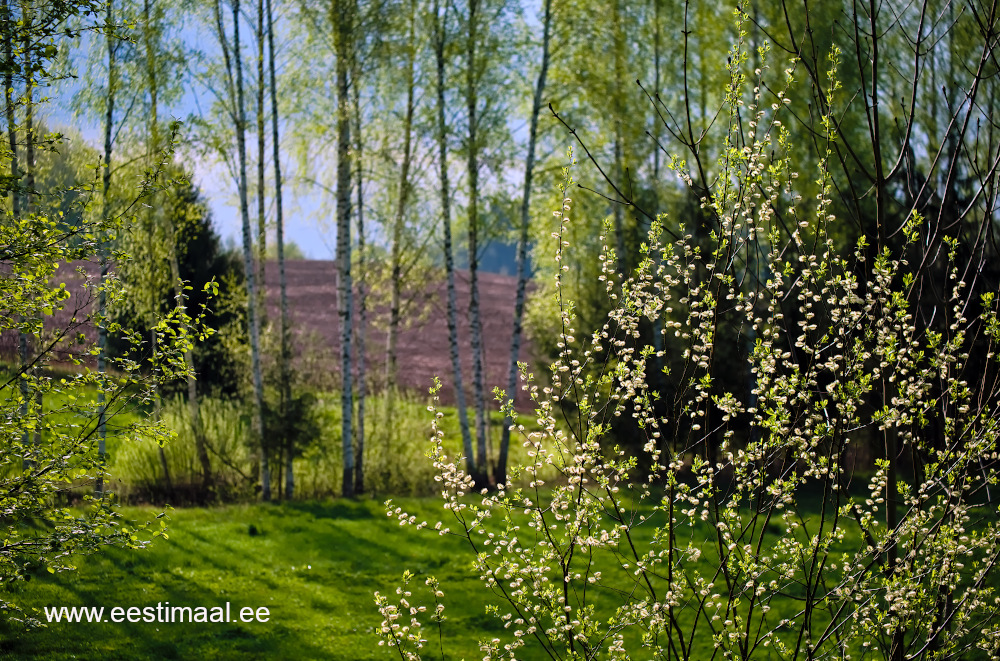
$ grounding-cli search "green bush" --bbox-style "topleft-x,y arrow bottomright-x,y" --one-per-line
110,389 -> 558,501
113,395 -> 253,501
376,9 -> 1000,659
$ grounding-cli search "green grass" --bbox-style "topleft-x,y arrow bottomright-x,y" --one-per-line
5,487 -> 995,660
0,499 -> 497,661
0,496 -> 763,660
0,490 -> 866,661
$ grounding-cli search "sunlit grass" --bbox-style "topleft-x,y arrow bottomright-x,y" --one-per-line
5,486 -> 986,660
1,499 -> 490,660
0,497 -> 718,659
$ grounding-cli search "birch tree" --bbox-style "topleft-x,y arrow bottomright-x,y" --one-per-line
289,0 -> 372,495
255,0 -> 265,298
496,0 -> 552,487
431,0 -> 474,476
461,0 -> 492,487
3,0 -> 27,461
209,0 -> 271,500
96,0 -> 115,496
333,0 -> 355,497
352,73 -> 366,494
264,0 -> 293,499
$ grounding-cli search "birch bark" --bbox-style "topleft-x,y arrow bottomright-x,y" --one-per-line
225,0 -> 271,500
333,0 -> 355,497
497,0 -> 552,486
465,0 -> 488,486
352,61 -> 366,494
432,0 -> 474,475
265,0 -> 292,500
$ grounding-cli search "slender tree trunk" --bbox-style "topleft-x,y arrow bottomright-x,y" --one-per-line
145,0 -> 209,496
96,0 -> 113,497
385,0 -> 416,471
433,0 -> 474,476
465,0 -> 488,486
333,0 -> 354,497
143,0 -> 173,497
611,0 -> 626,275
497,0 -> 552,487
232,0 -> 270,501
255,0 -> 266,321
24,2 -> 39,454
143,0 -> 166,493
6,0 -> 28,461
253,0 -> 271,493
265,0 -> 292,500
351,60 -> 366,495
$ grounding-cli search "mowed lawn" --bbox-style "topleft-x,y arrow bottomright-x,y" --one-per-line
0,499 -> 505,661
0,489 -> 900,660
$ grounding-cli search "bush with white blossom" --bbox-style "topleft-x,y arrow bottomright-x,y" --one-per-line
375,5 -> 1000,659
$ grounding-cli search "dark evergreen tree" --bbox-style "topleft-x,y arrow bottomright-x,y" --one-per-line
111,172 -> 245,399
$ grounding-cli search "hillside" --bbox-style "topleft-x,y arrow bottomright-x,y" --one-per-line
264,260 -> 537,410
0,260 -> 539,410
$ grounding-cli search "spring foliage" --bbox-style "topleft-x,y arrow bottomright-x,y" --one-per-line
1,0 -> 202,618
375,7 -> 1000,659
0,158 -> 205,624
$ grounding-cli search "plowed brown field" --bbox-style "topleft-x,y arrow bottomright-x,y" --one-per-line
266,260 -> 536,410
1,260 -> 538,411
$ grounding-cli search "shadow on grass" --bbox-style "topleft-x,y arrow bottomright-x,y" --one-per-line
1,499 -> 489,661
280,499 -> 376,521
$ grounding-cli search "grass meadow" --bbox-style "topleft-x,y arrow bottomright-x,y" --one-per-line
1,499 -> 485,660
0,489 -> 876,660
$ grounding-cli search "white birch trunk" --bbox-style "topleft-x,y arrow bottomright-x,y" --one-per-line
265,0 -> 292,500
352,68 -> 366,495
255,0 -> 266,324
498,0 -> 552,486
333,0 -> 354,497
231,0 -> 271,501
433,0 -> 475,475
465,0 -> 488,486
97,0 -> 113,497
6,0 -> 28,461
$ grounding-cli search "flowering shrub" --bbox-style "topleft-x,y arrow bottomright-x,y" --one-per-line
376,6 -> 1000,659
0,130 -> 200,624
